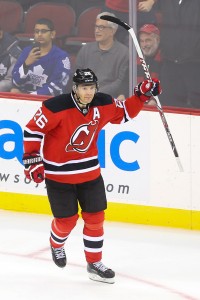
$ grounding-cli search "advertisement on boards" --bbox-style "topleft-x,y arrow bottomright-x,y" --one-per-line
0,98 -> 150,204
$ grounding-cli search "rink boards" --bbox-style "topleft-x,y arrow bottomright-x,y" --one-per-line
0,95 -> 200,229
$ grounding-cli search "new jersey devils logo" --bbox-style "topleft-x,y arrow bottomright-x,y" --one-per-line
66,120 -> 99,152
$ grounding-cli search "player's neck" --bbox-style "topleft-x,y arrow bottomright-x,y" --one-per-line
76,99 -> 90,114
77,102 -> 87,109
74,94 -> 87,108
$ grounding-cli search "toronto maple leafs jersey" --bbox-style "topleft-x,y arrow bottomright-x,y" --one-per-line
23,92 -> 143,184
12,45 -> 71,96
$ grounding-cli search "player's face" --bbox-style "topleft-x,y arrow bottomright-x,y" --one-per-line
139,32 -> 160,57
34,24 -> 55,47
76,84 -> 96,104
94,19 -> 114,43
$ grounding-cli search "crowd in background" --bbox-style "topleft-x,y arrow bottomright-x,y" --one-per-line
0,0 -> 200,109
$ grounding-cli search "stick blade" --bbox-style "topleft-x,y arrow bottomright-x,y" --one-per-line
100,15 -> 131,31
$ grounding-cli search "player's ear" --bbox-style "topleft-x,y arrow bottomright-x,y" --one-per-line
72,85 -> 76,93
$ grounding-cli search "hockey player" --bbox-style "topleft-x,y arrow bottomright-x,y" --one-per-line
22,68 -> 161,284
11,18 -> 71,96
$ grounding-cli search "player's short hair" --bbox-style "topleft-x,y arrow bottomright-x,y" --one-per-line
96,12 -> 118,31
35,18 -> 55,31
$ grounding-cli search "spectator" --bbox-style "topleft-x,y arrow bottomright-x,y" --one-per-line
156,0 -> 200,108
137,0 -> 158,28
0,27 -> 21,92
75,12 -> 129,99
137,24 -> 161,82
11,18 -> 71,96
103,0 -> 157,42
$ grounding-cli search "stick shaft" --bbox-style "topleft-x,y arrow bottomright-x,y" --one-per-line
100,15 -> 183,172
128,28 -> 183,171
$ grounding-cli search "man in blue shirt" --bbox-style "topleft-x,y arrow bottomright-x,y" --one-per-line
11,18 -> 71,96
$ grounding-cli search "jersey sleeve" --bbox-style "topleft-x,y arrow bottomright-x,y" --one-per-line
23,103 -> 60,154
109,94 -> 144,124
12,47 -> 30,86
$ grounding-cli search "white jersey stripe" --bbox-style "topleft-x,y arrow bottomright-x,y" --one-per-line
45,164 -> 100,175
43,155 -> 98,166
83,234 -> 104,242
84,247 -> 103,253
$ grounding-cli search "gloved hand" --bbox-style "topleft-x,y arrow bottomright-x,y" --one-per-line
23,152 -> 44,183
134,78 -> 162,102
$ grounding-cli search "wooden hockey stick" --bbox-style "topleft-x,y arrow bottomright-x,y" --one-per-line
100,15 -> 184,172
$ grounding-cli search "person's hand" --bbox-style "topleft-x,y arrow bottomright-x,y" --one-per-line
10,88 -> 22,94
134,78 -> 162,102
25,47 -> 41,66
23,152 -> 44,183
138,0 -> 155,12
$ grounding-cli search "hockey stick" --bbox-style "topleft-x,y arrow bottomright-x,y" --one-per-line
100,15 -> 184,172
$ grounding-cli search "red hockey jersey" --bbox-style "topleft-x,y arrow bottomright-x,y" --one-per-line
24,92 -> 143,184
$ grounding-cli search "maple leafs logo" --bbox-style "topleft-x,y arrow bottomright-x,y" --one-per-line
62,57 -> 70,69
29,65 -> 48,88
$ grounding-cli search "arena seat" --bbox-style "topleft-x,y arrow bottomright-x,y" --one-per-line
65,6 -> 102,46
0,1 -> 23,33
16,2 -> 76,47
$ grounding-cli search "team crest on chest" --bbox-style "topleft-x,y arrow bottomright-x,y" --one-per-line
66,120 -> 99,152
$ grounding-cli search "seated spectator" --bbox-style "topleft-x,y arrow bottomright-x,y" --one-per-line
0,27 -> 21,92
137,23 -> 161,82
75,12 -> 129,99
137,23 -> 161,105
11,18 -> 71,96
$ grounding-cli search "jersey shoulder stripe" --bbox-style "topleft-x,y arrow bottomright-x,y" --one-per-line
43,93 -> 74,113
91,92 -> 113,107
